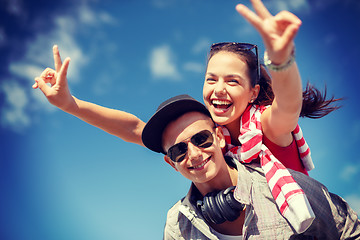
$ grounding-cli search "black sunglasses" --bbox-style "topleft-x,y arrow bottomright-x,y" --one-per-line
167,130 -> 214,163
210,42 -> 260,83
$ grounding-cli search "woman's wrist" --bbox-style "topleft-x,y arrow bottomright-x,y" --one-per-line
61,95 -> 79,114
264,48 -> 296,72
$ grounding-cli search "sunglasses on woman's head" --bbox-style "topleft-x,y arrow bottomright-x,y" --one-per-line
166,130 -> 214,163
210,42 -> 260,83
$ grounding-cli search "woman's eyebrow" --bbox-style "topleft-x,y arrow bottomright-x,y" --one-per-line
226,74 -> 246,82
226,74 -> 242,78
206,73 -> 241,77
206,73 -> 245,82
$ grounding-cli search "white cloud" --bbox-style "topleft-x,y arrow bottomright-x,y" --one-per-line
183,62 -> 204,73
344,194 -> 360,215
5,1 -> 117,133
192,38 -> 211,55
288,0 -> 309,11
0,80 -> 30,132
266,0 -> 310,13
30,89 -> 57,112
9,2 -> 117,85
77,4 -> 117,26
149,45 -> 180,80
9,16 -> 88,84
9,62 -> 44,82
78,4 -> 97,25
340,165 -> 359,182
98,12 -> 117,25
5,12 -> 89,131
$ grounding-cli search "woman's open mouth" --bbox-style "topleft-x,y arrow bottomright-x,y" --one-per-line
211,99 -> 232,111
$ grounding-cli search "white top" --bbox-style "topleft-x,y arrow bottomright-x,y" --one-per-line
211,228 -> 243,240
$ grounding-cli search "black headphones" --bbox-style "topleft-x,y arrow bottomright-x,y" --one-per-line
196,186 -> 245,224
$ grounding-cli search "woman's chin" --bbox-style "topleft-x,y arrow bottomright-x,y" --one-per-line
210,114 -> 232,126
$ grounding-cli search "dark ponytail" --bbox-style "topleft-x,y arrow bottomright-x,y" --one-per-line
255,65 -> 342,118
300,83 -> 342,118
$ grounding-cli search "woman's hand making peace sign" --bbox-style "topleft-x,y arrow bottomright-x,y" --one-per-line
236,0 -> 301,65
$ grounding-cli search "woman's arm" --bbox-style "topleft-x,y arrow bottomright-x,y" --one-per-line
33,45 -> 145,146
236,0 -> 303,147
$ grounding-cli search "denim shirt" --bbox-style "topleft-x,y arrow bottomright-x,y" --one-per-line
163,160 -> 360,240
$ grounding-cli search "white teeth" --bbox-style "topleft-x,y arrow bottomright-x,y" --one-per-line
212,99 -> 231,105
193,158 -> 210,169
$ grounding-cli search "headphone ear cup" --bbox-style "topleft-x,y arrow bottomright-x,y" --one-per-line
196,186 -> 245,225
197,193 -> 217,224
203,192 -> 226,224
225,187 -> 244,212
215,190 -> 240,222
197,201 -> 212,224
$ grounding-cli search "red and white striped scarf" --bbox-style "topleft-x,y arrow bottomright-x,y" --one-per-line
222,104 -> 315,233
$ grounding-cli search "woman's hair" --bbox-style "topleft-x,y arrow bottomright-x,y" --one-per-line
207,43 -> 342,119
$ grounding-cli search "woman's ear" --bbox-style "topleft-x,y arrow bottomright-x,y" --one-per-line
250,84 -> 260,103
164,155 -> 178,171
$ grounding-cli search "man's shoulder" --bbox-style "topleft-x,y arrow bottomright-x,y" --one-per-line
166,197 -> 187,225
288,168 -> 326,190
165,197 -> 195,237
234,159 -> 268,183
167,199 -> 183,215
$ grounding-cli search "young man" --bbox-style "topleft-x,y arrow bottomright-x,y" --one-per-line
141,94 -> 360,240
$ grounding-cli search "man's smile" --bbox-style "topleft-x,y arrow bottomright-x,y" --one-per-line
189,156 -> 211,170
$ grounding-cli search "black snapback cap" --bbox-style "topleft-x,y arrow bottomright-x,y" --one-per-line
142,94 -> 211,154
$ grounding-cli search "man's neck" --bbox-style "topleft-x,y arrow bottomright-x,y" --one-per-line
195,165 -> 238,197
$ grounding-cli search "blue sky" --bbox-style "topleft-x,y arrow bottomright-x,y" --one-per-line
1,0 -> 360,239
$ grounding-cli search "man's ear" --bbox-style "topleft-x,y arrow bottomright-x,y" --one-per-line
215,126 -> 226,149
164,155 -> 178,171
